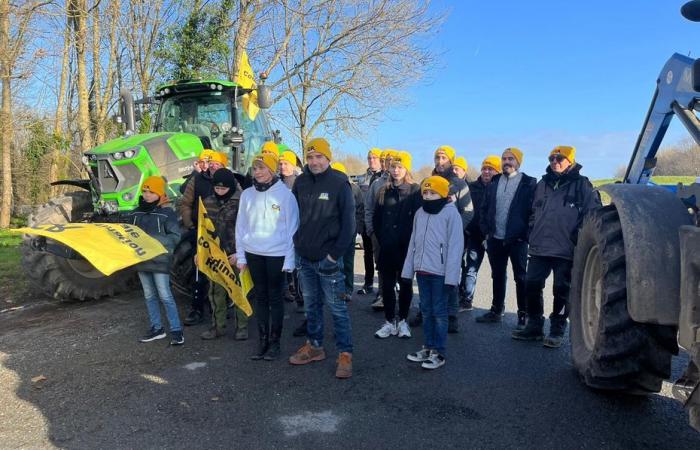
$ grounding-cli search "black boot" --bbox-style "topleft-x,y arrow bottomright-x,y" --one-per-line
250,325 -> 269,360
183,309 -> 203,326
512,315 -> 545,341
264,326 -> 282,361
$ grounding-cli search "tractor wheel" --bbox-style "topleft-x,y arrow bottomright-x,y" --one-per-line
20,192 -> 136,301
569,205 -> 678,394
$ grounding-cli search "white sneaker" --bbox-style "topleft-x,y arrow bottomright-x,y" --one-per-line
421,351 -> 446,370
406,347 -> 431,362
396,319 -> 411,338
374,320 -> 397,338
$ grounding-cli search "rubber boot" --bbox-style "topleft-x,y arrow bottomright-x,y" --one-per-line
511,315 -> 544,341
234,307 -> 249,340
250,324 -> 269,360
264,325 -> 282,361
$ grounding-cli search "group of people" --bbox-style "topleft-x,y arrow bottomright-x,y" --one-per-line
127,136 -> 600,378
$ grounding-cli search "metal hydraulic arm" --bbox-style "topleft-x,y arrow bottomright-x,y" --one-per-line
624,53 -> 700,185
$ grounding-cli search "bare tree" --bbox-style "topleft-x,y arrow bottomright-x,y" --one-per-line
0,0 -> 50,228
264,0 -> 442,151
68,0 -> 92,152
90,0 -> 121,145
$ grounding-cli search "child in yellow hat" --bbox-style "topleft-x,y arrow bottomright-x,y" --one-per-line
401,175 -> 463,370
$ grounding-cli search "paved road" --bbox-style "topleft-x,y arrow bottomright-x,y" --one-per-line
0,252 -> 698,449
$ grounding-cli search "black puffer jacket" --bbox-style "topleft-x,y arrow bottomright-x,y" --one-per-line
203,191 -> 241,256
373,182 -> 422,271
293,165 -> 355,262
433,166 -> 474,233
528,164 -> 601,260
125,201 -> 181,273
480,173 -> 537,244
466,177 -> 489,242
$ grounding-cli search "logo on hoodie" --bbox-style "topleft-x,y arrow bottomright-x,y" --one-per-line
318,193 -> 329,201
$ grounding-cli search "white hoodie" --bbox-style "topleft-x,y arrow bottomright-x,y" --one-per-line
235,179 -> 299,271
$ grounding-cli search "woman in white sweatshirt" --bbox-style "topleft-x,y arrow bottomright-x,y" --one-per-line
236,152 -> 299,361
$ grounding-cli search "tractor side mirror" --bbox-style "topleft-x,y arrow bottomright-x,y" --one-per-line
257,83 -> 272,109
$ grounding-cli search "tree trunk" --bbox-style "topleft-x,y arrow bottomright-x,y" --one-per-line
50,5 -> 72,193
0,0 -> 12,228
72,0 -> 93,152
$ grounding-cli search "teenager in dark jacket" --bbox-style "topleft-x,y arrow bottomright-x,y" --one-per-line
371,152 -> 421,339
410,145 -> 473,333
477,147 -> 537,330
178,151 -> 227,326
289,137 -> 356,379
512,146 -> 601,347
199,168 -> 247,341
127,176 -> 183,345
459,155 -> 501,311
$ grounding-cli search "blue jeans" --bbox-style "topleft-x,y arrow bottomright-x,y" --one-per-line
297,255 -> 353,353
138,272 -> 182,332
416,273 -> 449,355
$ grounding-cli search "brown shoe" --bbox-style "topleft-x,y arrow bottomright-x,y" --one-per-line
335,352 -> 353,379
289,341 -> 326,365
200,327 -> 225,340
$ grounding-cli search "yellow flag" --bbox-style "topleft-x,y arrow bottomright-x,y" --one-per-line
242,91 -> 259,121
14,223 -> 167,276
196,198 -> 253,316
235,50 -> 256,90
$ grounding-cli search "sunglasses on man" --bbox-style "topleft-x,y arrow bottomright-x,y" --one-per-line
548,154 -> 566,163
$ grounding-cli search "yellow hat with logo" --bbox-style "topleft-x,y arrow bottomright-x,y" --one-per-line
254,152 -> 278,173
261,140 -> 279,156
304,137 -> 332,161
421,176 -> 449,198
198,149 -> 216,162
280,150 -> 298,167
142,176 -> 166,198
453,156 -> 468,173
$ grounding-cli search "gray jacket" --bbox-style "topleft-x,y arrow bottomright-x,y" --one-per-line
363,171 -> 388,236
528,164 -> 601,260
401,202 -> 464,286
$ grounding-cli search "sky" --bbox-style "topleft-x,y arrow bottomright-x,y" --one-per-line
333,0 -> 700,179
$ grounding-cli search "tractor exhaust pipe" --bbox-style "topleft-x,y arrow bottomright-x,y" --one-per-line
119,88 -> 136,136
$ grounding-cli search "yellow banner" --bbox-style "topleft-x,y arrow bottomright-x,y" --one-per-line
196,198 -> 253,316
14,223 -> 167,276
235,50 -> 256,89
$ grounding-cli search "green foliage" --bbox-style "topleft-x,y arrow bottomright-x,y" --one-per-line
155,0 -> 234,81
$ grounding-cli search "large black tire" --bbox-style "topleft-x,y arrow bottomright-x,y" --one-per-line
20,192 -> 136,301
569,205 -> 679,394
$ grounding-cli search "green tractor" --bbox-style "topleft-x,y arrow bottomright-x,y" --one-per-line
21,79 -> 275,301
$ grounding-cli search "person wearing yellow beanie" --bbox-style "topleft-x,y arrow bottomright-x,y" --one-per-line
453,157 -> 468,180
427,145 -> 474,332
331,161 -> 347,174
356,148 -> 384,296
279,150 -> 300,190
402,174 -> 463,368
372,149 -> 421,338
131,175 -> 184,345
512,145 -> 599,345
476,148 -> 537,329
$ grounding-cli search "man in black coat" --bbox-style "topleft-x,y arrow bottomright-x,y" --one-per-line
477,147 -> 537,330
459,155 -> 501,311
512,146 -> 600,347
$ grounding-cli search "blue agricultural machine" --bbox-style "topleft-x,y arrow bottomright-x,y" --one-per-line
568,1 -> 700,431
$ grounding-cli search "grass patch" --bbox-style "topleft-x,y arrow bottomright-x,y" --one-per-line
0,228 -> 27,307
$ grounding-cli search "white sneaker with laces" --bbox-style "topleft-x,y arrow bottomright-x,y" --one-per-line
406,347 -> 431,362
396,319 -> 411,338
421,351 -> 446,370
374,320 -> 397,338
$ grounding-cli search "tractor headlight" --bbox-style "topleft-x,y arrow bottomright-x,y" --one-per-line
210,84 -> 217,90
101,200 -> 119,214
124,149 -> 136,158
122,192 -> 134,201
217,85 -> 223,91
113,152 -> 124,160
